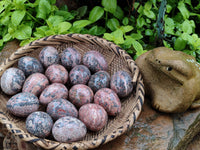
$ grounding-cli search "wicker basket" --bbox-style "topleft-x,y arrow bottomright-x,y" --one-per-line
0,34 -> 144,150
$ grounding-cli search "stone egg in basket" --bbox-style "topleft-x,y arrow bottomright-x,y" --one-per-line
0,34 -> 144,150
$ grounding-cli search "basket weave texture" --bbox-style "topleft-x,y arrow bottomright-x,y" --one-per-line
0,34 -> 144,150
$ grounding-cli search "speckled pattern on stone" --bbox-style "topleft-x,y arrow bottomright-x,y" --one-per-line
88,71 -> 110,93
26,111 -> 53,138
83,50 -> 108,73
69,65 -> 91,85
110,70 -> 133,98
61,47 -> 81,70
69,84 -> 93,107
39,83 -> 68,105
79,103 -> 108,131
94,88 -> 121,116
52,116 -> 87,142
47,98 -> 78,120
1,67 -> 25,95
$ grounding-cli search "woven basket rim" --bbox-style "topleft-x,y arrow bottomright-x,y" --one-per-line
0,34 -> 145,150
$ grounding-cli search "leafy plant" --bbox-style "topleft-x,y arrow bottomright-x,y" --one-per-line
1,0 -> 200,62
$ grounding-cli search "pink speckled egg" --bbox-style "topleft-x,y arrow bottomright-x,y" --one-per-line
45,64 -> 68,84
83,51 -> 108,73
18,56 -> 44,76
110,70 -> 133,98
52,116 -> 87,142
69,84 -> 93,107
39,46 -> 59,68
22,73 -> 49,96
39,83 -> 68,105
7,92 -> 39,117
1,68 -> 25,95
69,65 -> 91,85
26,111 -> 53,138
79,103 -> 108,131
47,98 -> 78,120
94,88 -> 121,116
88,71 -> 110,93
61,47 -> 81,70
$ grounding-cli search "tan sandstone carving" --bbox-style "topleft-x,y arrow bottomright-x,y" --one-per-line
136,47 -> 200,113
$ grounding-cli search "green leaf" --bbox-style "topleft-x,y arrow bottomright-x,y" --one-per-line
0,39 -> 3,47
113,6 -> 124,20
20,37 -> 39,46
132,40 -> 143,55
11,10 -> 26,26
144,1 -> 152,10
88,26 -> 106,36
47,15 -> 64,27
45,30 -> 56,36
145,29 -> 153,36
120,26 -> 133,34
143,9 -> 156,19
102,0 -> 117,14
14,0 -> 26,9
3,33 -> 12,42
185,0 -> 192,6
77,6 -> 88,18
49,0 -> 56,4
178,1 -> 190,19
137,17 -> 146,28
57,22 -> 72,34
130,33 -> 143,40
55,10 -> 75,21
103,33 -> 113,41
166,4 -> 172,13
0,13 -> 11,25
36,0 -> 51,20
182,20 -> 193,34
33,26 -> 49,38
0,1 -> 10,14
14,24 -> 32,40
163,40 -> 171,48
165,18 -> 175,34
122,17 -> 129,26
89,6 -> 104,22
106,18 -> 120,31
174,37 -> 187,50
73,20 -> 91,29
111,29 -> 124,44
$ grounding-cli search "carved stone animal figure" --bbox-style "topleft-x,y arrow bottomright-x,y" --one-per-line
136,47 -> 200,113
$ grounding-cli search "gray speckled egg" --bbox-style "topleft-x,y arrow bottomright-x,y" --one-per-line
22,73 -> 49,96
7,92 -> 39,117
61,47 -> 81,70
1,67 -> 25,95
110,70 -> 133,98
94,88 -> 121,116
39,83 -> 68,105
69,84 -> 93,108
26,111 -> 53,138
18,56 -> 44,76
39,46 -> 59,68
45,64 -> 68,84
47,98 -> 78,120
79,103 -> 108,131
88,71 -> 110,93
83,51 -> 108,73
52,116 -> 87,142
69,65 -> 91,85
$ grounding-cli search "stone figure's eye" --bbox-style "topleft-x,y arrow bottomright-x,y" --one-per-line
166,66 -> 172,71
156,59 -> 161,63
